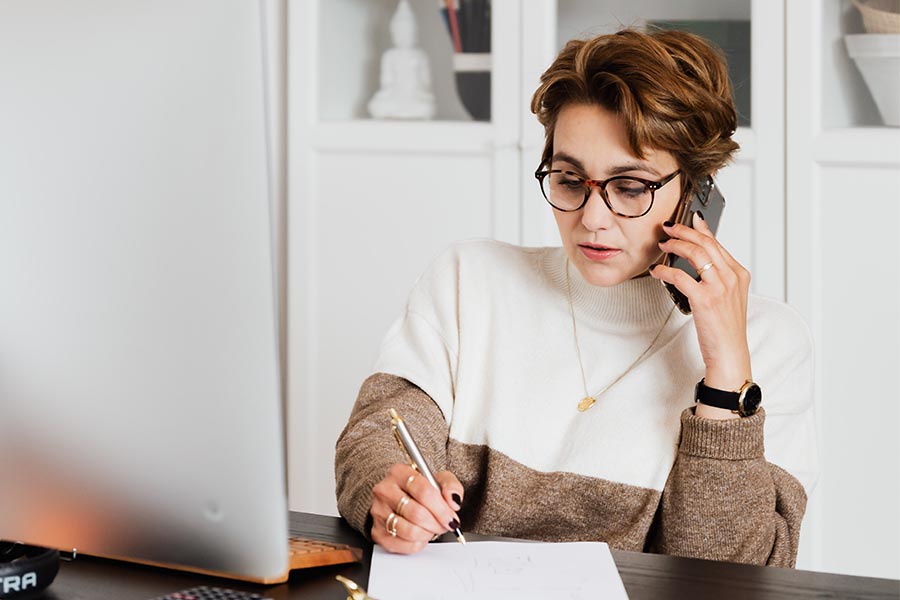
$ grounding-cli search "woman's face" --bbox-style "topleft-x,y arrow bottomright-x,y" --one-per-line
550,103 -> 683,287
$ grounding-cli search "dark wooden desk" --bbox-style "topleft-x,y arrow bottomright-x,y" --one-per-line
43,512 -> 899,600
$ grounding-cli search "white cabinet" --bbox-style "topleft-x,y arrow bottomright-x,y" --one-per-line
287,0 -> 526,518
287,0 -> 899,581
287,0 -> 786,518
786,0 -> 900,581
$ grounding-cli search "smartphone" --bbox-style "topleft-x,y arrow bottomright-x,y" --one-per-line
661,175 -> 725,315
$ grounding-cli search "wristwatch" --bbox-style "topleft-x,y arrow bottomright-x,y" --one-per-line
695,378 -> 762,417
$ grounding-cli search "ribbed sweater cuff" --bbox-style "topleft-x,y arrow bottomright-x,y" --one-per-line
344,475 -> 378,539
679,407 -> 766,460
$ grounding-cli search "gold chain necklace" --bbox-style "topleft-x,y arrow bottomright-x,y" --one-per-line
566,258 -> 676,412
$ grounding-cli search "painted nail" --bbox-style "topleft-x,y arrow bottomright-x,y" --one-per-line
452,493 -> 462,507
696,210 -> 705,221
449,519 -> 460,530
648,264 -> 657,272
663,220 -> 675,228
658,237 -> 669,244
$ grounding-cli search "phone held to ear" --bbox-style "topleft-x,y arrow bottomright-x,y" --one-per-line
661,175 -> 725,315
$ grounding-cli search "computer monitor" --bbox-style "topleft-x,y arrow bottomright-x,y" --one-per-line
0,0 -> 292,583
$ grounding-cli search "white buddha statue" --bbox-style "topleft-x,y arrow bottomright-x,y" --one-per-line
368,0 -> 436,120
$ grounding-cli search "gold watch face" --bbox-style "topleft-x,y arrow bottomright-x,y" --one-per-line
738,382 -> 762,416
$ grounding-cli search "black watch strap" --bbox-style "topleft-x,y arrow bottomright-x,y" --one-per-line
695,378 -> 762,417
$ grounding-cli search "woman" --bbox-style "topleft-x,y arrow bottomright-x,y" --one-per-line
335,28 -> 817,567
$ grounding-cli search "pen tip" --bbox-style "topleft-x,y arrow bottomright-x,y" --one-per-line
458,532 -> 467,545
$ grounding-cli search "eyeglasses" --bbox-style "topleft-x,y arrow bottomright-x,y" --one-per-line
534,167 -> 681,218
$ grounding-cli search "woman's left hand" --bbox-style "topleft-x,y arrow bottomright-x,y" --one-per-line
650,212 -> 752,419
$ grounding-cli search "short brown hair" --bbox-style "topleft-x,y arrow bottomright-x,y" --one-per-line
531,28 -> 739,188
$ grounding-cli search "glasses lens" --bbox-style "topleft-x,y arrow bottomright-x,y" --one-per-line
606,178 -> 653,217
542,171 -> 584,211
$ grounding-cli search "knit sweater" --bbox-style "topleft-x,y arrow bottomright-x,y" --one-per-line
335,240 -> 818,566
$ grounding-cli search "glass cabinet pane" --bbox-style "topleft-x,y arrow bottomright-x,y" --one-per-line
556,0 -> 753,127
318,0 -> 492,122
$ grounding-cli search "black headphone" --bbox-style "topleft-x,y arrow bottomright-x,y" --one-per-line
0,542 -> 59,600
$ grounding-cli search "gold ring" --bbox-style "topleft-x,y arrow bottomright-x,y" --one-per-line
697,262 -> 714,275
386,512 -> 399,537
396,495 -> 410,517
406,474 -> 416,488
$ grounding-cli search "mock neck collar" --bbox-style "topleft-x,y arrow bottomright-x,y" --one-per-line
543,247 -> 676,332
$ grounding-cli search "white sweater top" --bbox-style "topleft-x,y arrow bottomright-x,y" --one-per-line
373,239 -> 818,495
336,239 -> 818,565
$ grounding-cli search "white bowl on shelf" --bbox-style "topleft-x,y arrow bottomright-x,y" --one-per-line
845,34 -> 900,126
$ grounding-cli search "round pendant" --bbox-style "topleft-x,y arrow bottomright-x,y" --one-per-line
577,396 -> 596,412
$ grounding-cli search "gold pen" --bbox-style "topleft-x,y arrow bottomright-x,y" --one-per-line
389,408 -> 466,544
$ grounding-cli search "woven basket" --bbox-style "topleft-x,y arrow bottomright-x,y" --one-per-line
852,0 -> 900,34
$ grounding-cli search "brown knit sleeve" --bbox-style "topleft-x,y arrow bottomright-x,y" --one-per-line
334,372 -> 451,538
649,407 -> 808,567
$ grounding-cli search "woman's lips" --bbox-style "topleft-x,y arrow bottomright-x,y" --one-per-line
579,244 -> 622,261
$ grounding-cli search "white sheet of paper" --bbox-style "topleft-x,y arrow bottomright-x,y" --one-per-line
367,541 -> 629,600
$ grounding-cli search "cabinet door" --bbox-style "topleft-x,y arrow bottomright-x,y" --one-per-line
288,0 -> 524,515
521,0 -> 785,301
289,0 -> 792,523
786,0 -> 900,581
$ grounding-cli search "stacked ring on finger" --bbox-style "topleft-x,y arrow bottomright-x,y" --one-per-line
386,512 -> 400,537
396,495 -> 410,517
697,261 -> 714,276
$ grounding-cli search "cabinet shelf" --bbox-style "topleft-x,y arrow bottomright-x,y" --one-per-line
820,2 -> 895,129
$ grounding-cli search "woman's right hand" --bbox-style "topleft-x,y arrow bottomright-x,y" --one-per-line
369,463 -> 464,554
